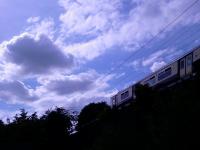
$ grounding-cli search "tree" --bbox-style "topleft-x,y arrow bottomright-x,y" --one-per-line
77,102 -> 111,130
0,119 -> 5,142
42,107 -> 73,138
13,109 -> 28,124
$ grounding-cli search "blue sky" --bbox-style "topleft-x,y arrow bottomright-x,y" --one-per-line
0,0 -> 200,120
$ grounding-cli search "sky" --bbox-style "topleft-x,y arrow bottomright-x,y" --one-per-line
0,0 -> 200,120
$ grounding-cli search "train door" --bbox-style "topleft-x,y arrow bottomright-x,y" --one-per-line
111,96 -> 117,107
180,58 -> 185,77
186,54 -> 193,75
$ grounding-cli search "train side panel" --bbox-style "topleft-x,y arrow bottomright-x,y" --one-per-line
156,61 -> 178,84
140,73 -> 157,87
180,53 -> 193,77
111,95 -> 117,107
186,54 -> 193,75
193,47 -> 200,62
193,47 -> 200,73
116,86 -> 133,106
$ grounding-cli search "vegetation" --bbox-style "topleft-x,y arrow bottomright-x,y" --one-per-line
0,76 -> 200,149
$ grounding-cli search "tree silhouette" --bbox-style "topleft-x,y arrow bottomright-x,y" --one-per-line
41,107 -> 73,139
0,119 -> 5,143
77,102 -> 111,130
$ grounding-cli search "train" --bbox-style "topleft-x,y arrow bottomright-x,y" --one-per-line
111,45 -> 200,108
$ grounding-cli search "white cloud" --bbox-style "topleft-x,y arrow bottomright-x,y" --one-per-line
0,110 -> 20,123
142,49 -> 171,66
128,60 -> 140,70
26,18 -> 55,40
27,16 -> 40,23
114,72 -> 126,79
58,0 -> 121,60
59,0 -> 121,35
129,48 -> 183,72
128,48 -> 173,70
150,61 -> 167,72
62,31 -> 119,60
58,0 -> 200,61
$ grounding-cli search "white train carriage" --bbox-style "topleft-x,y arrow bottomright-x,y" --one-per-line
193,47 -> 200,73
111,86 -> 135,107
111,45 -> 200,108
156,61 -> 178,84
193,46 -> 200,62
140,73 -> 157,87
140,61 -> 178,87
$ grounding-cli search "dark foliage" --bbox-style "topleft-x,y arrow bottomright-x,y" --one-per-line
77,102 -> 111,130
0,107 -> 74,149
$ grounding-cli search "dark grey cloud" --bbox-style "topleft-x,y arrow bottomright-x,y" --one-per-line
0,80 -> 37,102
4,34 -> 74,75
46,77 -> 95,95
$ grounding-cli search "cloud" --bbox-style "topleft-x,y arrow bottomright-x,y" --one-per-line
27,16 -> 40,23
127,48 -> 172,70
26,18 -> 55,40
0,69 -> 115,114
0,33 -> 74,77
150,61 -> 166,72
129,48 -> 183,73
30,70 -> 115,113
128,60 -> 140,70
62,31 -> 119,60
0,80 -> 37,103
59,0 -> 121,35
37,70 -> 99,96
142,49 -> 170,66
36,70 -> 112,96
0,110 -> 20,122
0,14 -> 116,114
58,0 -> 200,61
58,0 -> 121,60
116,0 -> 200,49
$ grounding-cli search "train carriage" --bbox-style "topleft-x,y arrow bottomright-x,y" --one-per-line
111,45 -> 200,108
111,86 -> 135,107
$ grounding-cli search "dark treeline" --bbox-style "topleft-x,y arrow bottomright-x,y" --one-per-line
0,107 -> 76,149
1,77 -> 200,149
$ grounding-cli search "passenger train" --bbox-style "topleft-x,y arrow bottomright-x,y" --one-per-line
111,45 -> 200,108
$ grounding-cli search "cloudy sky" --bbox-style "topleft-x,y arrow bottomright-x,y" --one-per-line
0,0 -> 200,120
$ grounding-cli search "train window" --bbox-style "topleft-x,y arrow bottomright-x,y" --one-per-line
180,60 -> 185,69
121,91 -> 129,100
158,67 -> 172,81
187,55 -> 192,66
147,76 -> 156,85
150,76 -> 155,80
